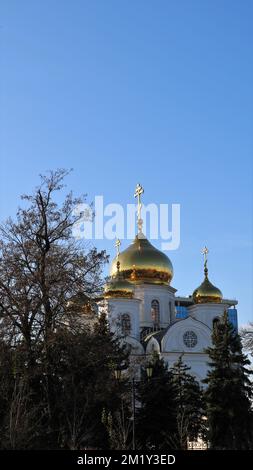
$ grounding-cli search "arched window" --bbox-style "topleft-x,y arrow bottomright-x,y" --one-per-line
151,300 -> 160,327
121,313 -> 131,336
213,317 -> 220,329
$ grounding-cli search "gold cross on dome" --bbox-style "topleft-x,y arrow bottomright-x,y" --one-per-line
201,246 -> 209,268
134,183 -> 144,233
115,238 -> 121,259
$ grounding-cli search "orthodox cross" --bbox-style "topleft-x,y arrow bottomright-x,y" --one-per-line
134,183 -> 144,233
115,238 -> 121,259
201,246 -> 209,273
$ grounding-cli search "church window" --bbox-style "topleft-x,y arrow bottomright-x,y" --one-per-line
151,300 -> 160,327
183,330 -> 198,348
121,314 -> 131,336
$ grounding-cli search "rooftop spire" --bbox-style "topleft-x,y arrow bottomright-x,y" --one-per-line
115,238 -> 121,259
193,246 -> 223,304
134,183 -> 144,235
201,246 -> 209,278
115,238 -> 121,274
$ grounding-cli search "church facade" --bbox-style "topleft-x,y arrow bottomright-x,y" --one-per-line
98,185 -> 238,383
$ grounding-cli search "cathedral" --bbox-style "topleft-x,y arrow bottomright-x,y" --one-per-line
98,185 -> 238,383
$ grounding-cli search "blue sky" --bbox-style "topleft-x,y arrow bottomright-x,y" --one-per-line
0,1 -> 252,325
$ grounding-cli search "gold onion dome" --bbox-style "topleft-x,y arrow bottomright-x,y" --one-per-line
193,247 -> 222,304
66,292 -> 92,313
110,235 -> 173,285
104,269 -> 134,299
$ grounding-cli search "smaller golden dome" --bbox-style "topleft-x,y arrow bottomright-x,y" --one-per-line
104,275 -> 134,299
67,292 -> 93,314
193,268 -> 222,304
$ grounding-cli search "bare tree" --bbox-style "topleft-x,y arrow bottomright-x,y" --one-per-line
60,390 -> 96,450
0,170 -> 131,450
102,402 -> 132,450
0,169 -> 109,435
0,169 -> 108,354
2,375 -> 43,449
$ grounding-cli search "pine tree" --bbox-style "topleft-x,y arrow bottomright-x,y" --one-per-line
136,354 -> 177,450
170,356 -> 204,449
240,322 -> 253,358
204,311 -> 253,449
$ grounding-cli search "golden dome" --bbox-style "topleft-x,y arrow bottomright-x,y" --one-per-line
110,236 -> 173,285
104,276 -> 134,299
193,267 -> 222,304
66,292 -> 93,314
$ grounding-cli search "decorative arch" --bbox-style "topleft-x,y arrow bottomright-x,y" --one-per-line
146,336 -> 160,355
161,316 -> 211,353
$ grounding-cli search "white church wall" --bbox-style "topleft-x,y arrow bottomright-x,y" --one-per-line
161,316 -> 211,354
143,316 -> 213,383
134,284 -> 176,328
98,298 -> 141,340
188,302 -> 231,329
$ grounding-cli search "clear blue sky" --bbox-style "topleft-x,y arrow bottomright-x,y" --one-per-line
0,1 -> 252,325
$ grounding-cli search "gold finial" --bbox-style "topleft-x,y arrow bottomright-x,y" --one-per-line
115,238 -> 121,259
131,264 -> 137,281
201,246 -> 209,277
134,183 -> 144,234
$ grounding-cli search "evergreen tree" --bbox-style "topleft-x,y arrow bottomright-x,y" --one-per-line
0,314 -> 129,449
45,315 -> 129,450
170,356 -> 204,449
204,311 -> 253,449
240,322 -> 253,358
136,354 -> 177,450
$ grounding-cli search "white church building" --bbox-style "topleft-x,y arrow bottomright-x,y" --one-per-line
98,185 -> 238,383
